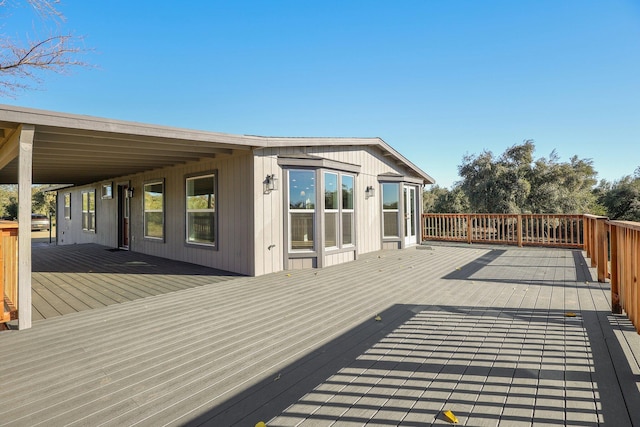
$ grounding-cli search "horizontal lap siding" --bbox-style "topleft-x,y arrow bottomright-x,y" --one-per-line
58,153 -> 254,276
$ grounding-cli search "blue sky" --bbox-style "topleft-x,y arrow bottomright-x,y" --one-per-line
3,0 -> 639,188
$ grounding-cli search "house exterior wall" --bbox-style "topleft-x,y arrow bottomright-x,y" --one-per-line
253,145 -> 424,275
56,144 -> 423,277
57,152 -> 256,276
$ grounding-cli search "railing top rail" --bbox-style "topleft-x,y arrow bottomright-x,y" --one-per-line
0,220 -> 18,230
607,220 -> 640,232
584,214 -> 609,220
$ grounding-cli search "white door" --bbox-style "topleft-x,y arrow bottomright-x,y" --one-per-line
404,186 -> 417,245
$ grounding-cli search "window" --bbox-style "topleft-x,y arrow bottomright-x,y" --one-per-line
289,170 -> 315,250
186,173 -> 216,246
324,172 -> 338,248
144,180 -> 164,240
324,172 -> 355,249
342,175 -> 354,245
82,190 -> 95,232
382,183 -> 399,237
64,193 -> 71,220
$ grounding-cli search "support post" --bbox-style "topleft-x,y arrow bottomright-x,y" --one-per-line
596,218 -> 608,283
517,214 -> 523,247
17,125 -> 34,329
610,224 -> 621,314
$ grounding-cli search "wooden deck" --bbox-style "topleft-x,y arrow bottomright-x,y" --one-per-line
1,243 -> 640,426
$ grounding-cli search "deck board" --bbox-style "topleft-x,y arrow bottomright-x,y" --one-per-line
1,243 -> 640,426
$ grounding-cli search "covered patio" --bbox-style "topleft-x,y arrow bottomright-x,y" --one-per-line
1,243 -> 639,426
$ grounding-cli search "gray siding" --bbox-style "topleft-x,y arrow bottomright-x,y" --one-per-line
254,145 -> 423,274
58,153 -> 255,276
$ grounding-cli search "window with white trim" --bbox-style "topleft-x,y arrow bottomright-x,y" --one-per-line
82,190 -> 95,232
341,174 -> 354,245
382,183 -> 399,237
144,180 -> 164,240
324,172 -> 355,249
289,170 -> 315,250
186,173 -> 216,246
63,193 -> 71,220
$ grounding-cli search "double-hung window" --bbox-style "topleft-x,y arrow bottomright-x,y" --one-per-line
186,173 -> 217,246
63,193 -> 71,220
144,180 -> 164,240
81,190 -> 95,232
288,170 -> 316,251
382,183 -> 400,237
324,172 -> 355,249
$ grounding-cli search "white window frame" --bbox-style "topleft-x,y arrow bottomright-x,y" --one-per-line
144,180 -> 165,241
341,173 -> 355,247
185,172 -> 217,247
288,169 -> 316,252
63,193 -> 71,220
382,182 -> 400,238
81,190 -> 96,232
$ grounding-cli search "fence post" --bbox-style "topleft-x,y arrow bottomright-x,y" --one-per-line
596,218 -> 608,283
467,214 -> 472,244
517,214 -> 523,247
609,223 -> 621,314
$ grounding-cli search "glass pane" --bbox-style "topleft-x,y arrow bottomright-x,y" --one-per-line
382,183 -> 399,209
383,211 -> 399,237
89,212 -> 95,231
145,212 -> 164,239
342,212 -> 353,245
324,173 -> 338,210
187,176 -> 215,210
89,192 -> 95,212
291,212 -> 314,250
342,175 -> 354,209
82,212 -> 88,230
289,170 -> 315,210
144,182 -> 164,211
325,212 -> 338,248
187,212 -> 216,244
82,193 -> 88,211
410,188 -> 416,235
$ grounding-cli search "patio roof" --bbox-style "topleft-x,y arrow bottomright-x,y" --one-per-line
0,104 -> 435,186
1,243 -> 639,425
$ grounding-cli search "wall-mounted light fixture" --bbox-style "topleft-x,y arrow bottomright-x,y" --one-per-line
365,185 -> 375,199
264,174 -> 278,194
126,188 -> 134,198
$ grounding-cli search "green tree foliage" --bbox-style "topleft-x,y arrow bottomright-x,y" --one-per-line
597,174 -> 640,221
457,141 -> 534,213
423,185 -> 469,213
456,141 -> 599,214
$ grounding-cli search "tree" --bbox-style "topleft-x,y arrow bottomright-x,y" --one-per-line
598,174 -> 640,221
423,185 -> 469,213
1,0 -> 87,95
457,141 -> 534,213
457,141 -> 600,214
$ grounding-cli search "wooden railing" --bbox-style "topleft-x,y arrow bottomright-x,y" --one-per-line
422,213 -> 640,333
422,213 -> 584,248
0,221 -> 18,326
602,220 -> 640,329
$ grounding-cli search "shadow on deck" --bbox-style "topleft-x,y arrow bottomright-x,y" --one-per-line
1,243 -> 639,426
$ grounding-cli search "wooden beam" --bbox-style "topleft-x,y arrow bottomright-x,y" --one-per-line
17,124 -> 34,329
0,127 -> 20,169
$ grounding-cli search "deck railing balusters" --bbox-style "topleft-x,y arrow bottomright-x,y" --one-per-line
1,221 -> 19,326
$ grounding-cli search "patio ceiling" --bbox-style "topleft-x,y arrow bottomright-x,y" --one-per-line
0,105 -> 261,185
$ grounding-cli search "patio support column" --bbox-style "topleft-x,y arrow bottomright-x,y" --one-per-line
17,124 -> 34,329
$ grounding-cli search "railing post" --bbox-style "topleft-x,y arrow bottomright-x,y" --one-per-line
517,214 -> 523,247
610,223 -> 621,314
596,217 -> 608,283
467,214 -> 472,244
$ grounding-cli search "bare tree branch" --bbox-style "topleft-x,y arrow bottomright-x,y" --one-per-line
0,0 -> 89,96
